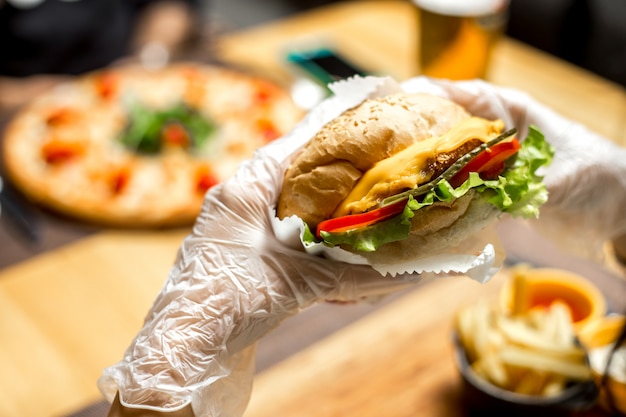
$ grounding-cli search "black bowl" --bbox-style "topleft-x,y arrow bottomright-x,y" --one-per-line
452,332 -> 599,417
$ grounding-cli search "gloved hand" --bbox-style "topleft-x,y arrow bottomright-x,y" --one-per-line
100,76 -> 626,417
401,77 -> 626,259
99,77 -> 432,417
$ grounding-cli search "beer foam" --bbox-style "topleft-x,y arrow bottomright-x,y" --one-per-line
413,0 -> 507,16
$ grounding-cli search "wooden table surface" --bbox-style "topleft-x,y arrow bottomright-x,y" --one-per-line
1,2 -> 626,417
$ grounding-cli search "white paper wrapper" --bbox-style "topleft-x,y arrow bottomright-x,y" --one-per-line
271,208 -> 503,282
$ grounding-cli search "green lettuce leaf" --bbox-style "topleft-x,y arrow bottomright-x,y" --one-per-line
306,125 -> 554,252
119,101 -> 216,154
320,196 -> 417,252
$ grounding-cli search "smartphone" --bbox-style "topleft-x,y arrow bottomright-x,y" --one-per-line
286,48 -> 368,88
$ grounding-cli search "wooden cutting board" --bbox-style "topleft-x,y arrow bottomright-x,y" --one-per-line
244,272 -> 508,417
0,229 -> 189,417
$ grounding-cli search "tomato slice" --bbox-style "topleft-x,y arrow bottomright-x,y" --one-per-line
316,198 -> 407,238
316,138 -> 521,239
449,138 -> 521,188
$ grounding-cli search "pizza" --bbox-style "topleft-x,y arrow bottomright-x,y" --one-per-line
1,63 -> 304,227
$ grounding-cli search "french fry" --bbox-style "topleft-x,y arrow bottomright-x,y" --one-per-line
548,301 -> 575,346
542,375 -> 567,397
496,315 -> 585,361
511,369 -> 549,396
510,265 -> 531,315
456,305 -> 477,361
454,284 -> 592,397
499,345 -> 591,381
472,353 -> 508,387
526,308 -> 548,329
470,301 -> 493,360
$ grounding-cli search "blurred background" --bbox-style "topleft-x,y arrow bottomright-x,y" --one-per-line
1,2 -> 626,417
211,0 -> 626,87
2,0 -> 624,111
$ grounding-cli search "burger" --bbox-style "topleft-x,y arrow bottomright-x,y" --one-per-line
276,92 -> 553,264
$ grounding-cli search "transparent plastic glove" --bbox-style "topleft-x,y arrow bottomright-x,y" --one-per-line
99,77 -> 431,417
401,77 -> 626,258
99,75 -> 625,417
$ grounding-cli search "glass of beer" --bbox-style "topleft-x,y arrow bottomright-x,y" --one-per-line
414,0 -> 509,80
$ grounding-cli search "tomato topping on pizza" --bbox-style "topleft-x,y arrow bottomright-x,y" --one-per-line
254,81 -> 280,105
256,118 -> 281,142
95,71 -> 119,100
109,166 -> 131,195
41,139 -> 85,165
161,122 -> 191,148
46,107 -> 82,127
195,165 -> 219,195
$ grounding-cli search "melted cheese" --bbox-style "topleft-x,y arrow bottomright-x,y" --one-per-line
333,117 -> 505,217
